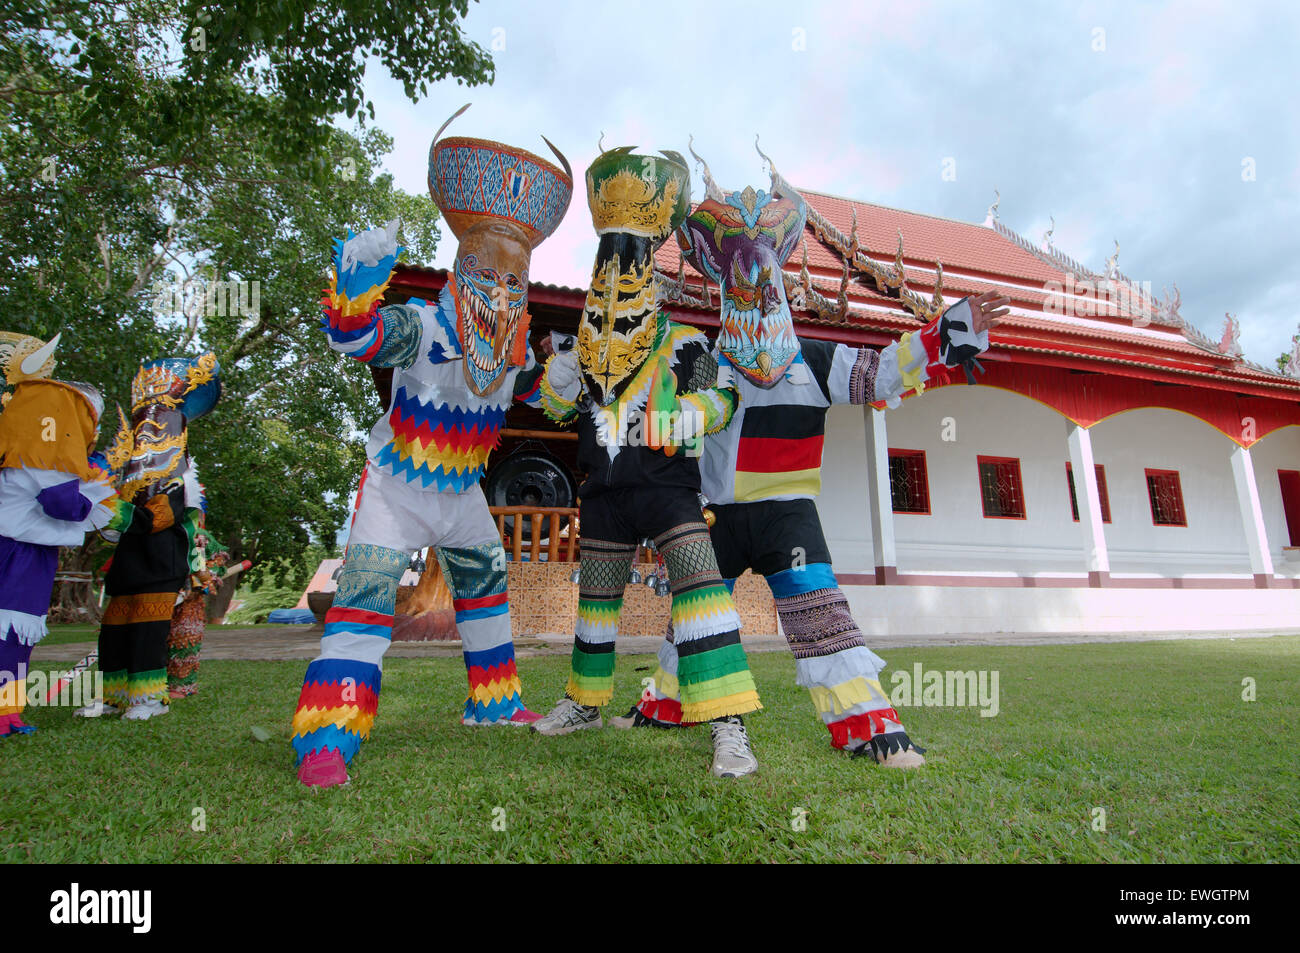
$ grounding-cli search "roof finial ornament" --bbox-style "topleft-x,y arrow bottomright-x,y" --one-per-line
931,261 -> 945,316
687,134 -> 724,202
1218,313 -> 1242,357
1105,239 -> 1120,280
1042,216 -> 1055,251
1285,325 -> 1300,378
983,189 -> 1001,226
894,228 -> 908,292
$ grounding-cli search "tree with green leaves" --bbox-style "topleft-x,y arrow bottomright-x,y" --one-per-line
1,0 -> 494,594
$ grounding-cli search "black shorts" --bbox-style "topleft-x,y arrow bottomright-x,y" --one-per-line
579,486 -> 709,545
707,498 -> 833,581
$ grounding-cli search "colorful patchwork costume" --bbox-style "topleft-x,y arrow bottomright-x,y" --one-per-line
290,109 -> 574,786
531,147 -> 763,777
0,333 -> 126,736
628,162 -> 991,767
78,354 -> 220,722
167,525 -> 228,698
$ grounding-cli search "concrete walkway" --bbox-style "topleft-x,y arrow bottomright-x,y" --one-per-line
31,625 -> 1299,664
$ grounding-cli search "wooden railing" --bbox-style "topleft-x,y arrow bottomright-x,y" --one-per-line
490,506 -> 580,562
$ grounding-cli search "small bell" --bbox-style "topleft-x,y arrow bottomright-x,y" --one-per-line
628,568 -> 643,585
644,573 -> 659,590
569,567 -> 581,584
655,579 -> 671,597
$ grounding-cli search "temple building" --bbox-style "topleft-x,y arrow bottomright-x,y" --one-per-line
385,186 -> 1300,637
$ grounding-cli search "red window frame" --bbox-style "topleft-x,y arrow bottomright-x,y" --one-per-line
1067,462 -> 1111,523
977,455 -> 1026,520
887,448 -> 931,514
1145,468 -> 1187,526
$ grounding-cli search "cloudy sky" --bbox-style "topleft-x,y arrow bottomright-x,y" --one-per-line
356,0 -> 1300,366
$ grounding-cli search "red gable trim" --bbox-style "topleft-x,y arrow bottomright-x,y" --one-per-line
925,362 -> 1300,447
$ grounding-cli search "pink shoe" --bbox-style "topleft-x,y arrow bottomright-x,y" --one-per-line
297,749 -> 349,787
0,713 -> 36,737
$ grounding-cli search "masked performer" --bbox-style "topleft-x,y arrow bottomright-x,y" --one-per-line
0,333 -> 129,735
289,109 -> 574,787
529,147 -> 763,779
167,522 -> 229,698
75,354 -> 220,722
615,159 -> 1007,768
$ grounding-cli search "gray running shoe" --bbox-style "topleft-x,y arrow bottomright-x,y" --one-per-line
531,698 -> 602,735
710,717 -> 758,778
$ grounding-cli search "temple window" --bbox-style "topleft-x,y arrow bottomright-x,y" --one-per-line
978,456 -> 1026,519
888,448 -> 930,514
1145,469 -> 1187,526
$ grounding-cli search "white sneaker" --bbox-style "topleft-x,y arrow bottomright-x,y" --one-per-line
710,717 -> 758,778
122,698 -> 170,721
74,701 -> 120,718
531,698 -> 602,736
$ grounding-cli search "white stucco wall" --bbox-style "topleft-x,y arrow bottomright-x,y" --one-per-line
815,386 -> 1284,577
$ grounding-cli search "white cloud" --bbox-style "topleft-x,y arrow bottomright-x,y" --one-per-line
351,0 -> 1300,363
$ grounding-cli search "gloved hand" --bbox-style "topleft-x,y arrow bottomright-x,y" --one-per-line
339,219 -> 401,275
545,342 -> 581,403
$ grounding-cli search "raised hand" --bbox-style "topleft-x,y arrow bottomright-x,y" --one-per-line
339,219 -> 401,275
967,290 -> 1011,334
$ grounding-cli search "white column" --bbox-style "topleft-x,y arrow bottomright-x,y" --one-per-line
1066,422 -> 1110,578
1230,444 -> 1274,582
864,406 -> 897,581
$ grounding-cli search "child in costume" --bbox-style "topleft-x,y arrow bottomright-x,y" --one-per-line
529,147 -> 763,779
0,333 -> 128,736
76,354 -> 221,722
289,107 -> 574,787
615,157 -> 1008,768
167,524 -> 229,698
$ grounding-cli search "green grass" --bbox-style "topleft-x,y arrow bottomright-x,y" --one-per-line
39,623 -> 294,647
3,637 -> 1298,863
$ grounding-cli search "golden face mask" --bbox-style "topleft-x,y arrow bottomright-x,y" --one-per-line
577,241 -> 661,405
577,148 -> 690,405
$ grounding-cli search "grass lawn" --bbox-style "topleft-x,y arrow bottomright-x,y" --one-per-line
38,623 -> 290,647
2,636 -> 1297,863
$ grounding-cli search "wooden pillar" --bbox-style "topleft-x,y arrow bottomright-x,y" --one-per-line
1230,444 -> 1274,587
1066,422 -> 1110,586
864,406 -> 898,584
